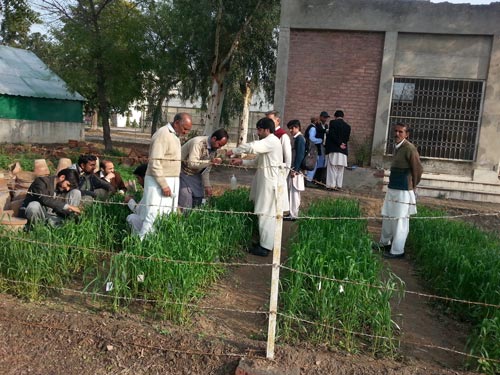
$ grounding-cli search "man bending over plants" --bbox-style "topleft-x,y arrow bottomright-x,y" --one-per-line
20,168 -> 81,228
178,128 -> 228,211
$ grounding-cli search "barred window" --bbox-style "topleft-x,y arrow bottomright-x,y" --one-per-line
387,77 -> 484,161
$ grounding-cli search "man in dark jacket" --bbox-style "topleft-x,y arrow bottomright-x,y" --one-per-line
325,110 -> 351,190
21,168 -> 81,227
71,154 -> 115,200
96,159 -> 127,194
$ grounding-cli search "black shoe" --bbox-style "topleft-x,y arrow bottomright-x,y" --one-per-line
305,181 -> 316,188
383,252 -> 405,259
371,242 -> 390,251
250,245 -> 271,257
283,215 -> 297,222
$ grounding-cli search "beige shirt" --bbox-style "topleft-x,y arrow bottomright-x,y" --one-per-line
181,136 -> 214,188
146,124 -> 181,189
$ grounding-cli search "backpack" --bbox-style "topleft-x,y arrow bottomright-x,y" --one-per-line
301,137 -> 318,171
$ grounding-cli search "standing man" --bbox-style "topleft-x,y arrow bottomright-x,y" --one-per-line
285,120 -> 305,221
20,168 -> 81,228
178,128 -> 228,211
325,110 -> 351,191
265,110 -> 291,214
379,123 -> 423,259
139,113 -> 193,239
96,160 -> 127,194
227,118 -> 283,257
304,113 -> 328,187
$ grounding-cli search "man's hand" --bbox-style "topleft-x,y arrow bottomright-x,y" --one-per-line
205,186 -> 213,197
340,143 -> 347,150
211,157 -> 222,165
68,205 -> 81,215
124,195 -> 133,203
230,158 -> 243,166
162,185 -> 172,197
104,172 -> 115,181
226,150 -> 234,157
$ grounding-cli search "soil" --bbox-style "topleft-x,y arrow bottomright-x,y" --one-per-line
1,135 -> 499,374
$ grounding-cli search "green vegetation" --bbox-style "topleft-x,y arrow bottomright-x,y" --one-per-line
0,188 -> 254,324
279,198 -> 402,355
95,188 -> 254,321
408,206 -> 500,374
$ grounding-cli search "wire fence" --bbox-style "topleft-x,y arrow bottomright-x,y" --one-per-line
1,158 -> 500,369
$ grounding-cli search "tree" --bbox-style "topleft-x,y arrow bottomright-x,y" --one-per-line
40,0 -> 146,151
222,4 -> 278,144
171,0 -> 279,135
139,1 -> 184,135
0,0 -> 40,47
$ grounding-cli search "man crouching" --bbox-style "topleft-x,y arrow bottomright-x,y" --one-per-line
20,168 -> 81,228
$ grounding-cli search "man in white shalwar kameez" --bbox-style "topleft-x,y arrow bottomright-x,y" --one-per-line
228,117 -> 284,257
379,123 -> 423,258
139,113 -> 192,240
266,110 -> 291,214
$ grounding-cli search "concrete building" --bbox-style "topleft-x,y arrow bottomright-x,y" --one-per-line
0,45 -> 85,144
275,0 -> 500,202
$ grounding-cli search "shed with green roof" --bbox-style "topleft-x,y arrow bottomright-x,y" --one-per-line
0,45 -> 85,143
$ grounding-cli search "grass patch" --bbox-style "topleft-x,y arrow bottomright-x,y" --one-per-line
279,198 -> 402,356
408,206 -> 500,374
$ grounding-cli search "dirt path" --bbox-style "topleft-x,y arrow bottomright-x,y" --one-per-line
204,166 -> 500,372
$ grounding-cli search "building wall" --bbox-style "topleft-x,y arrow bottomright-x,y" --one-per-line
0,96 -> 84,123
0,119 -> 84,144
284,30 -> 384,163
276,0 -> 500,181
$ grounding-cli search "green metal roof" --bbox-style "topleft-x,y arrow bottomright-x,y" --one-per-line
0,45 -> 85,101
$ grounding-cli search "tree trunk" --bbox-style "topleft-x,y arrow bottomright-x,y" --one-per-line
91,111 -> 98,130
204,70 -> 227,135
237,81 -> 252,146
150,96 -> 164,136
96,67 -> 112,152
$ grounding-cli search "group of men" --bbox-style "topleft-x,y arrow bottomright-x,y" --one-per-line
20,109 -> 422,260
304,110 -> 352,191
20,154 -> 138,228
132,113 -> 230,239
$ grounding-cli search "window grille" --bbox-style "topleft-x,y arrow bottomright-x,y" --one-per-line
387,77 -> 484,161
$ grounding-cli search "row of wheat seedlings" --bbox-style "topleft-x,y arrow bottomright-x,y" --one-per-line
408,206 -> 500,374
0,201 -> 124,300
90,188 -> 255,322
279,198 -> 402,356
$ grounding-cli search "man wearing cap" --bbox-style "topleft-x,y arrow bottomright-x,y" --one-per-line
304,112 -> 329,187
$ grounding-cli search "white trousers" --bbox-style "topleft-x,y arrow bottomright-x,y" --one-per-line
127,213 -> 143,235
326,165 -> 345,188
139,175 -> 179,240
288,174 -> 304,218
380,216 -> 409,255
259,212 -> 276,250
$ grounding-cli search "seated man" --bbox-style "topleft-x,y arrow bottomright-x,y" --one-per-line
96,159 -> 127,194
124,164 -> 147,234
20,168 -> 81,227
71,154 -> 115,200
